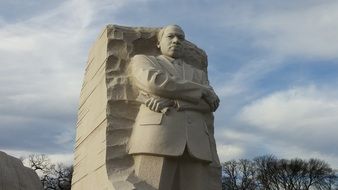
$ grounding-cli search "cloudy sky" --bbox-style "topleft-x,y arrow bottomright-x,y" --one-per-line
1,0 -> 338,167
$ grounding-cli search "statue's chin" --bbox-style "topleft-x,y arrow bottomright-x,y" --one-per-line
173,54 -> 182,59
169,51 -> 182,59
163,53 -> 181,59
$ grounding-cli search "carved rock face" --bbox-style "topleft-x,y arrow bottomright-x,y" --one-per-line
0,151 -> 43,190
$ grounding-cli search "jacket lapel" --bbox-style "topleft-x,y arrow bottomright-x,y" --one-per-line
183,63 -> 194,81
156,55 -> 178,77
156,55 -> 195,81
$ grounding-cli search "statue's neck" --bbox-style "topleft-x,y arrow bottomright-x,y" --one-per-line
161,55 -> 177,63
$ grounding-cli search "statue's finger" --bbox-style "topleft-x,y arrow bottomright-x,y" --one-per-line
151,101 -> 158,111
155,103 -> 161,112
150,98 -> 156,107
145,99 -> 151,106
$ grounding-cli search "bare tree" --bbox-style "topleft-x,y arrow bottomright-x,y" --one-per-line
25,154 -> 73,190
222,159 -> 257,190
254,155 -> 337,190
305,159 -> 337,190
253,155 -> 280,190
222,155 -> 337,190
28,154 -> 51,172
41,163 -> 73,190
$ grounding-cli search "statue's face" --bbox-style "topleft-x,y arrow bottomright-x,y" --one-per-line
158,26 -> 185,58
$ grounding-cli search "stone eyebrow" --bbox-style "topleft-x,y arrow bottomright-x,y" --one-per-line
166,32 -> 185,38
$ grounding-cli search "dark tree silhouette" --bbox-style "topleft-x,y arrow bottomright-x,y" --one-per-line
25,154 -> 73,190
222,155 -> 337,190
223,159 -> 257,190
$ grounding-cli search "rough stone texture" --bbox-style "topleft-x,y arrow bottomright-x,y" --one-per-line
72,25 -> 218,190
0,151 -> 43,190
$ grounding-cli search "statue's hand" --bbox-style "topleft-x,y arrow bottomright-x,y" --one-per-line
145,97 -> 175,113
202,89 -> 220,112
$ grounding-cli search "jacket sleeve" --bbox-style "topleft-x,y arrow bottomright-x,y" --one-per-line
176,99 -> 211,113
130,55 -> 207,103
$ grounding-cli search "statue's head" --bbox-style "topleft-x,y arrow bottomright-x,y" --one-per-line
157,25 -> 185,58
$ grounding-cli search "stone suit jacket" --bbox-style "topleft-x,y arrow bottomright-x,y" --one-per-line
128,54 -> 214,162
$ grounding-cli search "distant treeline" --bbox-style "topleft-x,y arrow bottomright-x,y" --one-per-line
222,155 -> 338,190
24,153 -> 337,190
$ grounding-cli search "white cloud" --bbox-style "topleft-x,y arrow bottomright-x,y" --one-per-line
2,149 -> 33,160
239,86 -> 338,130
216,56 -> 283,98
55,128 -> 74,146
264,142 -> 338,168
0,0 -> 96,102
218,1 -> 338,59
209,1 -> 338,102
217,144 -> 244,161
220,129 -> 261,144
253,2 -> 338,59
237,86 -> 338,164
0,0 -> 132,153
3,149 -> 73,167
49,153 -> 74,165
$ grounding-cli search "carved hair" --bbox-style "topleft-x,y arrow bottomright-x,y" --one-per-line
157,24 -> 185,42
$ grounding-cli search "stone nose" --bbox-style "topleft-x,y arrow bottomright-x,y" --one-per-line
173,36 -> 180,41
172,36 -> 181,44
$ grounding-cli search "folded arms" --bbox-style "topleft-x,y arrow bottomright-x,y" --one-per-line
130,55 -> 219,112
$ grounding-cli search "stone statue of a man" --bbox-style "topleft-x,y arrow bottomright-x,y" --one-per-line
128,25 -> 221,190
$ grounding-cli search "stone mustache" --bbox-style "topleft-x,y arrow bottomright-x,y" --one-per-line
72,25 -> 221,190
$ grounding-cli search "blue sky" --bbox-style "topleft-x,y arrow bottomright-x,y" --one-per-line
1,0 -> 338,167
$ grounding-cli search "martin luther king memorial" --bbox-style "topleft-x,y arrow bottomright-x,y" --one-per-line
72,24 -> 222,190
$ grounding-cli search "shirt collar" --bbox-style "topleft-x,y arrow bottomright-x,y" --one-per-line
160,55 -> 184,65
160,55 -> 175,62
